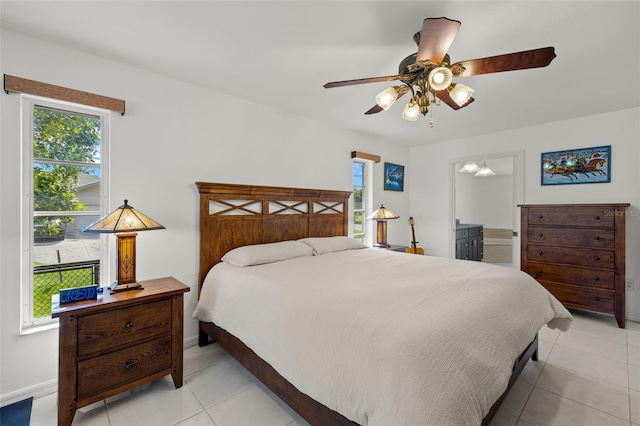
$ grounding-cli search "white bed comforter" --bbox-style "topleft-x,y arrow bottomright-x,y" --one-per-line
193,248 -> 572,426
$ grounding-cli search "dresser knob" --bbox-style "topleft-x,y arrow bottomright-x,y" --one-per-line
594,256 -> 600,261
125,322 -> 134,329
595,236 -> 601,240
594,276 -> 600,281
594,216 -> 601,220
125,362 -> 133,370
538,215 -> 544,219
536,270 -> 543,276
594,297 -> 600,302
538,251 -> 543,255
538,233 -> 544,237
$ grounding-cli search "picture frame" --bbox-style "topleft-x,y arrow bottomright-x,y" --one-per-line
541,145 -> 611,186
384,162 -> 404,191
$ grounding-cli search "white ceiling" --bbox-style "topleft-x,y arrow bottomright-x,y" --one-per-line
1,1 -> 638,146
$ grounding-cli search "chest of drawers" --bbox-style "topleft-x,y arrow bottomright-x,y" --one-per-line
52,277 -> 190,426
519,204 -> 629,328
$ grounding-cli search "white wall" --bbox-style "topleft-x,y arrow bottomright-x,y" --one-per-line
409,108 -> 640,322
0,29 -> 410,403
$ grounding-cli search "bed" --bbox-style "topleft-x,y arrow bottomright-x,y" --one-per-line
193,182 -> 572,425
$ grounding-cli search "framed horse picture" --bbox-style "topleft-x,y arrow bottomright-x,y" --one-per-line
541,145 -> 611,186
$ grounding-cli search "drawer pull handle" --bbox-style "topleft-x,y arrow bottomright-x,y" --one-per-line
538,251 -> 543,255
594,276 -> 600,281
538,215 -> 544,219
125,322 -> 134,329
594,297 -> 600,302
594,216 -> 601,220
594,256 -> 600,261
538,233 -> 544,237
536,270 -> 543,276
125,362 -> 133,370
595,236 -> 601,240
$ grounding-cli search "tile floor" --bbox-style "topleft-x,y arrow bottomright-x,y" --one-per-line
30,309 -> 640,426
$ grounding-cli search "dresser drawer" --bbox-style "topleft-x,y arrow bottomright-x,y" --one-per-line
527,244 -> 614,269
526,262 -> 614,290
538,281 -> 614,313
527,227 -> 614,249
78,299 -> 172,357
527,207 -> 613,228
456,229 -> 469,239
77,335 -> 172,401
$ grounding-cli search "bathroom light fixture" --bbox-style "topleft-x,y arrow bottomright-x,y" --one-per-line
458,161 -> 480,173
474,161 -> 496,177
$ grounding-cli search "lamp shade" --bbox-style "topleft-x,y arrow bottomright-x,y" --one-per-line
83,200 -> 165,233
366,204 -> 399,220
375,86 -> 399,110
449,83 -> 475,107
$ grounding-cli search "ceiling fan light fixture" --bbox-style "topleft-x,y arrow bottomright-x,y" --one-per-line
474,161 -> 496,177
375,86 -> 400,110
402,101 -> 420,121
427,67 -> 453,91
449,83 -> 475,107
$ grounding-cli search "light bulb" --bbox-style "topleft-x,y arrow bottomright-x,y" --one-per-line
428,67 -> 453,91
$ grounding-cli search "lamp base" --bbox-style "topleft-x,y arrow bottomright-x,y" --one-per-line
109,281 -> 144,294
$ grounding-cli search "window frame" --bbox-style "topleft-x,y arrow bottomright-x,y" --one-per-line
20,95 -> 111,332
352,159 -> 373,246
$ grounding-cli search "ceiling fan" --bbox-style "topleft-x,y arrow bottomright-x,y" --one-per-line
323,17 -> 556,126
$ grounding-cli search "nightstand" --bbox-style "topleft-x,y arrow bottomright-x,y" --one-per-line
51,276 -> 190,426
386,244 -> 410,253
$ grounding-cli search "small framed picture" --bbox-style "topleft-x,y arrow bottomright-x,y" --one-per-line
384,162 -> 404,191
541,145 -> 611,186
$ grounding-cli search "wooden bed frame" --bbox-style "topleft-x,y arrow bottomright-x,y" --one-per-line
196,181 -> 538,426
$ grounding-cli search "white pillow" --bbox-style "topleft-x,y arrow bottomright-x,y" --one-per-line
221,241 -> 313,267
298,236 -> 368,255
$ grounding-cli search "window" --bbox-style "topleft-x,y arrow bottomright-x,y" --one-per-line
352,160 -> 372,244
21,96 -> 110,330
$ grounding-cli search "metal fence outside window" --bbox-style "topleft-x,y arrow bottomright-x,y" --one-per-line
33,260 -> 100,318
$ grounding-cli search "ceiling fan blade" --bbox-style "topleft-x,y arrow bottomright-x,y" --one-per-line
416,17 -> 461,63
436,90 -> 474,110
364,88 -> 409,115
451,47 -> 556,76
323,75 -> 400,88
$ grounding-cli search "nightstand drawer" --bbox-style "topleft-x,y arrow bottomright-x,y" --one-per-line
78,299 -> 171,357
77,336 -> 172,400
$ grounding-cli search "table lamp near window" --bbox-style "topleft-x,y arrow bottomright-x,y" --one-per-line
366,204 -> 399,248
83,200 -> 165,293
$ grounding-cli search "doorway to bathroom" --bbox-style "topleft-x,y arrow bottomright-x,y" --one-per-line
450,152 -> 523,268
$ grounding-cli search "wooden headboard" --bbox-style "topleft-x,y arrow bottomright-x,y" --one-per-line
196,182 -> 351,294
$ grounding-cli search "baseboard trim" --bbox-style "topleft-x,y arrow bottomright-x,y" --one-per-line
0,378 -> 57,407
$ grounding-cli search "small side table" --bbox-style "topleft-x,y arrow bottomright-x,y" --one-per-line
51,277 -> 190,426
386,245 -> 410,253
